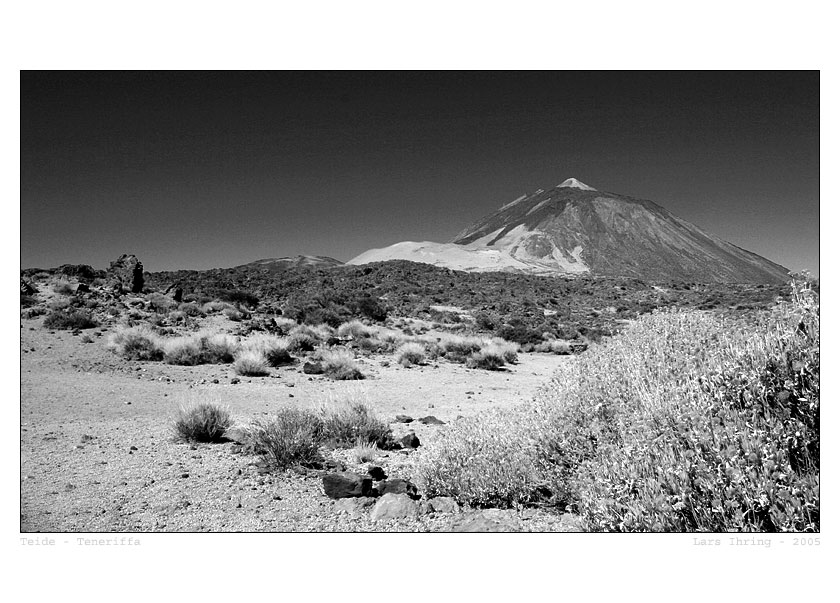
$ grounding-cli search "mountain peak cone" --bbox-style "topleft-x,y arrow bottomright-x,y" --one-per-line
348,180 -> 790,283
557,177 -> 596,191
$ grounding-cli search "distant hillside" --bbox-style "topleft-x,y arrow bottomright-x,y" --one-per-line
234,255 -> 343,271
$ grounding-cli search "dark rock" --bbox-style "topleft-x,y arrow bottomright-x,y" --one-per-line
450,509 -> 523,532
303,361 -> 324,375
394,414 -> 414,423
129,445 -> 138,451
230,377 -> 240,384
379,478 -> 419,499
370,493 -> 419,522
20,279 -> 36,296
322,471 -> 372,499
367,466 -> 387,481
108,254 -> 144,294
171,287 -> 183,302
73,283 -> 90,294
418,415 -> 446,425
399,432 -> 421,449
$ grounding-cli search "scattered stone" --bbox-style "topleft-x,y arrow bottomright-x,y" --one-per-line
80,434 -> 94,442
418,415 -> 446,425
394,414 -> 414,423
230,377 -> 240,385
212,378 -> 219,384
180,473 -> 189,479
379,478 -> 420,499
465,391 -> 474,395
322,471 -> 372,499
450,509 -> 522,532
303,361 -> 324,375
129,445 -> 138,451
367,466 -> 387,481
399,432 -> 420,449
370,493 -> 419,522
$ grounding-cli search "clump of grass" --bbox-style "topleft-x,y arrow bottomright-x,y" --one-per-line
241,333 -> 294,366
233,350 -> 270,376
201,300 -> 236,314
319,348 -> 364,380
438,334 -> 484,360
396,342 -> 425,367
251,409 -> 324,469
319,401 -> 391,447
107,326 -> 164,360
351,438 -> 379,463
465,344 -> 507,370
273,316 -> 297,335
162,335 -> 204,365
174,402 -> 231,443
201,333 -> 239,363
223,307 -> 245,321
489,338 -> 519,363
53,281 -> 74,295
43,309 -> 98,330
337,319 -> 377,339
534,340 -> 572,355
287,324 -> 331,352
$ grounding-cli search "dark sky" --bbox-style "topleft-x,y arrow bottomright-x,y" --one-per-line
21,71 -> 819,274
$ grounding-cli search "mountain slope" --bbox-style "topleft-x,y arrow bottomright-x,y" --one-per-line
349,179 -> 790,283
235,255 -> 343,271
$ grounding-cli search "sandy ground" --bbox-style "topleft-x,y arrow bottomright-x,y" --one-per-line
20,317 -> 575,532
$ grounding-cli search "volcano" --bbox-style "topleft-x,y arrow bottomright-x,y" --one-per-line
348,178 -> 790,283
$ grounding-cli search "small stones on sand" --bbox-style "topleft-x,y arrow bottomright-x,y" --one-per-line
450,509 -> 522,532
230,377 -> 240,385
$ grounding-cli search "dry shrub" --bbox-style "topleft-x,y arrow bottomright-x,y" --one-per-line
396,342 -> 425,367
465,344 -> 507,370
319,401 -> 391,447
174,402 -> 231,443
107,326 -> 164,360
337,319 -> 377,339
163,335 -> 204,365
233,350 -> 270,376
241,333 -> 294,366
43,309 -> 98,330
319,348 -> 364,380
535,340 -> 572,355
251,409 -> 324,469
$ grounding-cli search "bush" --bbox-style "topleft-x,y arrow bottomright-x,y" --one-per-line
396,342 -> 425,367
174,402 -> 231,443
251,409 -> 324,469
465,345 -> 507,370
438,334 -> 483,361
146,292 -> 177,313
320,348 -> 364,380
107,326 -> 164,360
337,319 -> 377,339
355,296 -> 387,322
233,350 -> 270,376
412,408 -> 547,507
532,282 -> 819,532
535,340 -> 572,355
201,333 -> 238,363
43,309 -> 98,330
162,335 -> 204,365
241,334 -> 293,366
53,282 -> 74,296
319,402 -> 391,447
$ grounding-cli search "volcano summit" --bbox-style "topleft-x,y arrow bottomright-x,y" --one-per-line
349,178 -> 790,283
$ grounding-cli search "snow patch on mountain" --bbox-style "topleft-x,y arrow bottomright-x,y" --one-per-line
557,177 -> 596,191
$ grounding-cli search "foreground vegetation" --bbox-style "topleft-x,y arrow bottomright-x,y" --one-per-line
414,277 -> 819,531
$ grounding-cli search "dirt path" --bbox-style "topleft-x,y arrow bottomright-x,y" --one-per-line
20,318 -> 573,532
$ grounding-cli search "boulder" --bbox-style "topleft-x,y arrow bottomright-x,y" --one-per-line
334,497 -> 376,518
399,432 -> 420,449
108,254 -> 144,294
322,471 -> 372,499
450,509 -> 523,532
428,496 -> 459,514
370,493 -> 419,522
20,279 -> 36,296
418,415 -> 446,425
394,414 -> 414,423
73,283 -> 90,294
367,466 -> 387,481
379,478 -> 420,499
